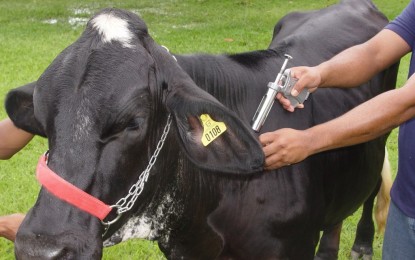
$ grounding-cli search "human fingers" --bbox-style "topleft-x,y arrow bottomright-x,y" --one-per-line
290,66 -> 320,96
260,129 -> 311,170
276,93 -> 294,112
262,136 -> 292,170
275,90 -> 305,111
264,153 -> 291,170
259,131 -> 274,148
290,67 -> 308,96
260,131 -> 290,163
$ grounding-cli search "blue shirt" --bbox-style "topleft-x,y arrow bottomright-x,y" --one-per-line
385,0 -> 415,218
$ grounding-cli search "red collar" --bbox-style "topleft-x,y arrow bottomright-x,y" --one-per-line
36,154 -> 112,221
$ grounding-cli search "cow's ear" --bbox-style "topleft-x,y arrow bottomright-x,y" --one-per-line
165,82 -> 264,174
5,82 -> 46,137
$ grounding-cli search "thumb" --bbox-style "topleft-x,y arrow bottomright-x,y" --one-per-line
290,69 -> 305,97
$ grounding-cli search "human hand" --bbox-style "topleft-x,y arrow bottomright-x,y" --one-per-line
0,213 -> 25,241
259,128 -> 312,170
277,66 -> 321,112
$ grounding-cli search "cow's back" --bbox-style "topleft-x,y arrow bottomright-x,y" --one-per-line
267,0 -> 398,227
269,0 -> 388,65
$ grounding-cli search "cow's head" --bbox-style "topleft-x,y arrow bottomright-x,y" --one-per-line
6,8 -> 263,259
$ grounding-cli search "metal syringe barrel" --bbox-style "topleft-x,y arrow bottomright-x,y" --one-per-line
251,54 -> 292,132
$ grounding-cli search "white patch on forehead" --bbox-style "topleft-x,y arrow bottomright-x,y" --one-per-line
91,13 -> 133,48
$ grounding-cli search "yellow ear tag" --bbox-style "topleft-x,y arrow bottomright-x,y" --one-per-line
200,114 -> 227,146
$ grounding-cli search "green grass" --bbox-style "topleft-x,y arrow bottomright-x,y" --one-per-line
0,0 -> 409,259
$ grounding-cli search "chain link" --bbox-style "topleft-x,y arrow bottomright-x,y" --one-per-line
111,114 -> 172,215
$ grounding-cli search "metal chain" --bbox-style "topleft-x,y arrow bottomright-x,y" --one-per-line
108,114 -> 172,216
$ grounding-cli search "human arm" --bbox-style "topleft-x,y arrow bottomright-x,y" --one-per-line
0,213 -> 25,241
0,118 -> 33,159
260,73 -> 415,170
278,29 -> 411,111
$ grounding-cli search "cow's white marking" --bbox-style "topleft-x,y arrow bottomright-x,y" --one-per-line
92,13 -> 133,48
74,110 -> 92,140
103,215 -> 161,247
103,193 -> 179,247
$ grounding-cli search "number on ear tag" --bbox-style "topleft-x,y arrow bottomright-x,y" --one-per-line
200,114 -> 227,146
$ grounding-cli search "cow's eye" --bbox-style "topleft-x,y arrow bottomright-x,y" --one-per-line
126,117 -> 144,131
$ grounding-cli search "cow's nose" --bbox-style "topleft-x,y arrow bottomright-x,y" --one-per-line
15,234 -> 74,260
15,248 -> 69,260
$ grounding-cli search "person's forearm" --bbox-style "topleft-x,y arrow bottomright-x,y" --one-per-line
306,85 -> 415,154
0,214 -> 25,241
0,118 -> 33,159
317,29 -> 408,89
318,45 -> 381,88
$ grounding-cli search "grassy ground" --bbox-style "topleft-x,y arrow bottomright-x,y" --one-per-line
0,0 -> 409,259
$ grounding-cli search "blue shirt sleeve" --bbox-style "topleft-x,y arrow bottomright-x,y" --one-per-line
385,0 -> 415,49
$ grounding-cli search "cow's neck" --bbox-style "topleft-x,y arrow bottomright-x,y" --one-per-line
176,49 -> 282,114
103,139 -> 228,249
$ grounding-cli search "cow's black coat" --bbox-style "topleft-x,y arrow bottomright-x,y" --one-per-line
6,0 -> 398,259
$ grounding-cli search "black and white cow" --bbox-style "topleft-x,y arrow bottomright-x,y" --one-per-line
6,0 -> 398,259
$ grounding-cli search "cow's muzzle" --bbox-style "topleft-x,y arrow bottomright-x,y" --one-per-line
15,230 -> 102,260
